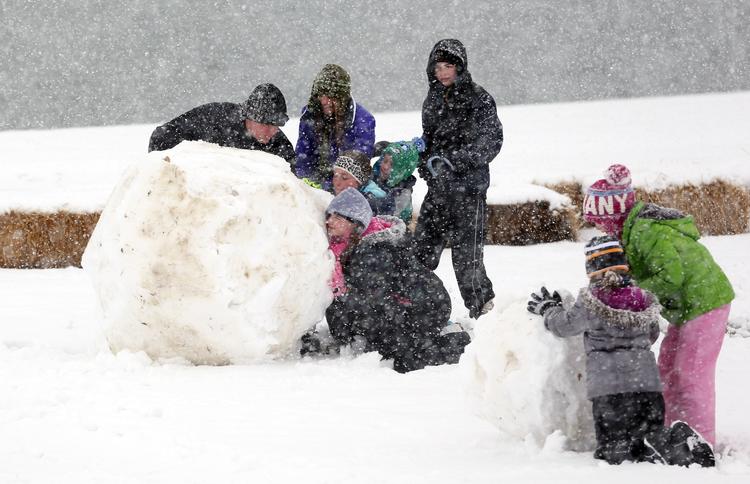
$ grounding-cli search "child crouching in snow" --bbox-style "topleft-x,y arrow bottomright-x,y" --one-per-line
527,236 -> 715,467
371,137 -> 423,224
301,188 -> 470,372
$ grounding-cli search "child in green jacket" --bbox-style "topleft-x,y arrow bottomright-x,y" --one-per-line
583,164 -> 734,446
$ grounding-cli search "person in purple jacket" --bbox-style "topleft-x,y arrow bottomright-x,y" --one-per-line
295,64 -> 375,192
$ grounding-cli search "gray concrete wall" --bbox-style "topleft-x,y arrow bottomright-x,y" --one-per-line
2,0 -> 748,130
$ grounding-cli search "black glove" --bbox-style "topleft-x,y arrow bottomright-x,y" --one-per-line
527,286 -> 562,316
426,155 -> 455,178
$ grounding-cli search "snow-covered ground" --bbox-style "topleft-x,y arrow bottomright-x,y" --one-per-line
1,236 -> 749,483
1,92 -> 750,482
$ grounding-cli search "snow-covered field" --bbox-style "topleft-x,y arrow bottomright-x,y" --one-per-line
1,92 -> 750,482
2,91 -> 749,212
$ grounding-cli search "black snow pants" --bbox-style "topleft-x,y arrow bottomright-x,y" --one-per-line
592,392 -> 665,464
414,186 -> 494,318
592,392 -> 714,466
326,295 -> 451,373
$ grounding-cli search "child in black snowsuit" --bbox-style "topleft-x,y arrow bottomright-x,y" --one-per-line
415,39 -> 503,320
527,236 -> 715,467
302,188 -> 470,373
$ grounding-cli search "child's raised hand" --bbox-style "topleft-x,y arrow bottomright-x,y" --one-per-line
527,286 -> 562,316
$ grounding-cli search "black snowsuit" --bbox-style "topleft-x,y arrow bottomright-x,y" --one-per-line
148,102 -> 296,168
415,39 -> 503,318
326,217 -> 462,373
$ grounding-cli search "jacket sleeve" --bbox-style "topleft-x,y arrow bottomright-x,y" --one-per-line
294,115 -> 317,178
148,114 -> 194,152
629,224 -> 685,303
449,91 -> 503,173
351,110 -> 375,157
543,296 -> 589,338
448,92 -> 503,173
274,135 -> 297,170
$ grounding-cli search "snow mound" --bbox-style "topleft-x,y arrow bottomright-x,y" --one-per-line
463,297 -> 595,450
82,141 -> 333,364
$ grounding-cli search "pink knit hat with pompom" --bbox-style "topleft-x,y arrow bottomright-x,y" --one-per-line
583,164 -> 636,227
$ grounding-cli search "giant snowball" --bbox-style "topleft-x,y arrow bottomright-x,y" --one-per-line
463,298 -> 595,450
82,141 -> 334,364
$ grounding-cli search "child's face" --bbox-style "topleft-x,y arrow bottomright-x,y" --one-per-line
594,220 -> 623,238
318,95 -> 337,117
379,155 -> 393,181
244,119 -> 279,144
332,167 -> 361,195
434,62 -> 458,87
326,213 -> 356,242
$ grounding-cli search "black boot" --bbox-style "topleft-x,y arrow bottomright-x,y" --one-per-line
438,331 -> 471,364
669,421 -> 715,468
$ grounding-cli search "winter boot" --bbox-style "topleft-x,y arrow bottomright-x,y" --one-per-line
642,437 -> 667,464
300,329 -> 322,356
438,322 -> 471,364
593,440 -> 635,465
300,328 -> 339,357
670,421 -> 716,468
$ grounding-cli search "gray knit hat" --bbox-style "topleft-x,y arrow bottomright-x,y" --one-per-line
325,187 -> 373,230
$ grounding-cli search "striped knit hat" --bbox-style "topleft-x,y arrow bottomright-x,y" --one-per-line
584,235 -> 629,279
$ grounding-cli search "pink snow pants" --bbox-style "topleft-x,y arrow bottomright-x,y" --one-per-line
658,304 -> 731,446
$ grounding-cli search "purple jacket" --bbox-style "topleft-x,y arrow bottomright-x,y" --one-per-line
294,100 -> 375,191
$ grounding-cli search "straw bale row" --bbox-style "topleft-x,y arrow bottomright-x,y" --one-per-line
0,211 -> 100,269
2,179 -> 747,268
547,179 -> 750,236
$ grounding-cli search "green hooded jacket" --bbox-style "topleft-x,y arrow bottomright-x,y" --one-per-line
621,201 -> 734,325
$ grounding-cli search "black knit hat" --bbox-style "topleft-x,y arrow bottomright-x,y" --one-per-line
242,83 -> 289,126
584,236 -> 629,279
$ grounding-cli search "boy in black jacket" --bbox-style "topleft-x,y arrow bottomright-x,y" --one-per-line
415,39 -> 503,319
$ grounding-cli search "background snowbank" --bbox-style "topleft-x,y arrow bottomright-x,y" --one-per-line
82,142 -> 333,363
2,91 -> 748,213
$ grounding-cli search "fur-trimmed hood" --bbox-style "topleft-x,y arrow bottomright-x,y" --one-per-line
358,216 -> 406,248
579,287 -> 662,331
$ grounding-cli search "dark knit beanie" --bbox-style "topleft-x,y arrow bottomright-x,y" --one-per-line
434,50 -> 462,67
242,83 -> 289,126
585,235 -> 629,279
311,64 -> 351,101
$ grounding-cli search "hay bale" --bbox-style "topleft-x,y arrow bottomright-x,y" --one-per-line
638,181 -> 750,235
0,211 -> 100,268
485,201 -> 578,245
546,179 -> 750,236
546,181 -> 584,210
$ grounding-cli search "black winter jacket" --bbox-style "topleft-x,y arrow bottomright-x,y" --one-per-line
340,217 -> 451,329
419,39 -> 503,192
148,102 -> 296,167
